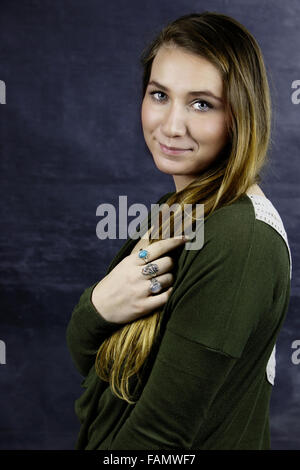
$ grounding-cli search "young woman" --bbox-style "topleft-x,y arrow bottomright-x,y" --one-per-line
66,12 -> 292,450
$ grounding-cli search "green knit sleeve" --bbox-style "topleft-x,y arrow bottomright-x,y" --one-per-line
106,333 -> 237,450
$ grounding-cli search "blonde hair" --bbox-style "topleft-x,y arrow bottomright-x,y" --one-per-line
95,11 -> 272,403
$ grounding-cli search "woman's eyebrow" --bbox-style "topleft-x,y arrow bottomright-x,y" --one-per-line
148,80 -> 223,102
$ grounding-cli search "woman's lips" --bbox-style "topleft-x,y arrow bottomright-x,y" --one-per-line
159,143 -> 192,155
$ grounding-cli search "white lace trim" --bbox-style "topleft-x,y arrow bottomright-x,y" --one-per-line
246,194 -> 292,280
246,194 -> 292,387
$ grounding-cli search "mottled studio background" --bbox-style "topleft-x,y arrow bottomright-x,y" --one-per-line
0,0 -> 299,450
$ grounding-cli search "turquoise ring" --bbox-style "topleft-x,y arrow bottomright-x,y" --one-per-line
138,248 -> 149,264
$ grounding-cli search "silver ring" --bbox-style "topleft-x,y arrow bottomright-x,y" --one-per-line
142,263 -> 159,276
149,277 -> 162,294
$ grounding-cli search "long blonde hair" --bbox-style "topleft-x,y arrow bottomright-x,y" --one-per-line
95,11 -> 272,403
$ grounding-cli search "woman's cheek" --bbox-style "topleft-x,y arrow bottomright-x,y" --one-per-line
198,116 -> 227,141
141,101 -> 155,130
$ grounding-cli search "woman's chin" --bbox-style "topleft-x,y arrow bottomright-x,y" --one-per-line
152,156 -> 182,175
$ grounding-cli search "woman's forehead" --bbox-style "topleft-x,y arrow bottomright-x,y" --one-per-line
150,46 -> 224,98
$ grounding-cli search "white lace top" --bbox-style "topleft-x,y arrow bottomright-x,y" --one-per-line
246,194 -> 292,386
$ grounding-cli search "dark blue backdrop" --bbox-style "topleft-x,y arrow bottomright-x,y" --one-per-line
0,0 -> 299,450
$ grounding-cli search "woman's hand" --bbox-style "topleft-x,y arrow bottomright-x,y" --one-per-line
91,236 -> 188,324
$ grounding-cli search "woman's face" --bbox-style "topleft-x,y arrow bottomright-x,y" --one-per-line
141,45 -> 230,192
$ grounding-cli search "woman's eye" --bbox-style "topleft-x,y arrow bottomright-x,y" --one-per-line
149,91 -> 213,112
149,90 -> 166,101
193,100 -> 213,112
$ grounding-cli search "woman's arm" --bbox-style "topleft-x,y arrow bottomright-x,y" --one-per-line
66,282 -> 123,377
107,333 -> 237,449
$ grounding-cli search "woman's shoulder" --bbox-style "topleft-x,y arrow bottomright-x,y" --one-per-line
155,190 -> 292,279
202,193 -> 256,237
244,194 -> 292,280
205,191 -> 288,242
183,192 -> 291,277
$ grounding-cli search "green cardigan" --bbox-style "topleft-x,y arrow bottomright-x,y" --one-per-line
66,192 -> 292,450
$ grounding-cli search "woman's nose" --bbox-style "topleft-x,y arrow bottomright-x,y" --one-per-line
161,104 -> 187,137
